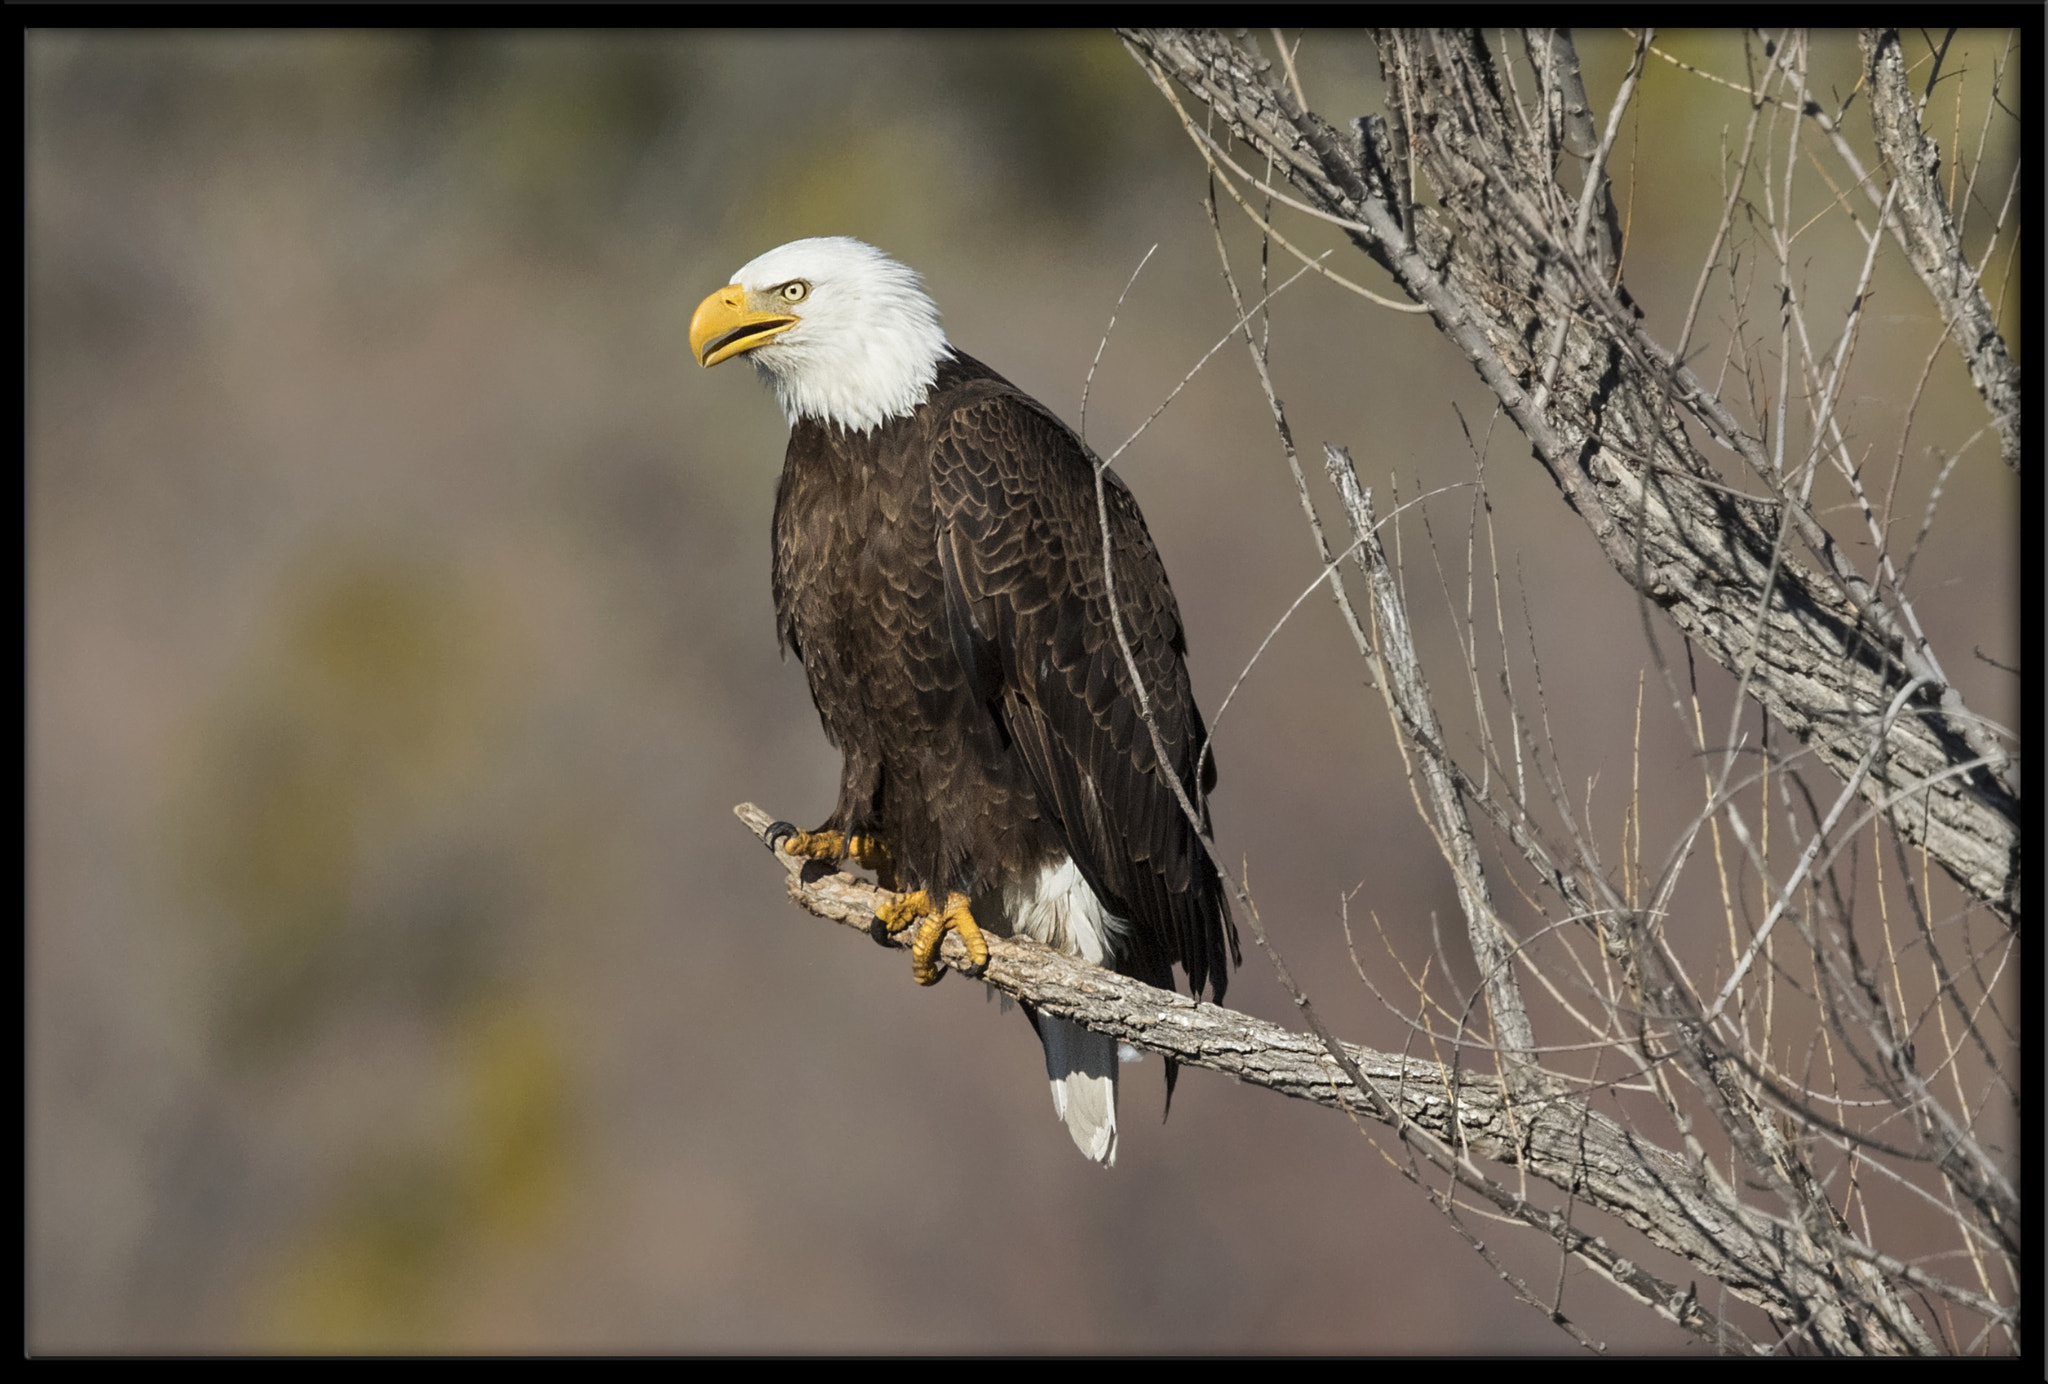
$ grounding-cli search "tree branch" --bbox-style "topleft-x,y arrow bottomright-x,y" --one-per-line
1117,26 -> 2017,925
1861,28 -> 2021,473
1320,445 -> 1542,1093
740,800 -> 1837,1351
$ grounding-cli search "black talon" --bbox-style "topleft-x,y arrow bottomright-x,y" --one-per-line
765,820 -> 797,852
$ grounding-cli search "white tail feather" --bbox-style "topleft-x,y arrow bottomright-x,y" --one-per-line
999,856 -> 1126,1166
1041,1014 -> 1119,1166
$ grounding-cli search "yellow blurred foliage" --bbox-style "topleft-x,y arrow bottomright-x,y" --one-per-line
175,551 -> 501,1057
253,991 -> 572,1349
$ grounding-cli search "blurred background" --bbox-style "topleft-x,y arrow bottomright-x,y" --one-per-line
29,30 -> 2018,1352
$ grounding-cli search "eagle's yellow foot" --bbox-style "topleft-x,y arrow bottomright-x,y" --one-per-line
844,833 -> 895,884
765,823 -> 893,883
874,889 -> 990,986
766,822 -> 849,861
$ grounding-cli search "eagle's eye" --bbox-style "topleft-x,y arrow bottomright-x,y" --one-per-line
778,280 -> 810,305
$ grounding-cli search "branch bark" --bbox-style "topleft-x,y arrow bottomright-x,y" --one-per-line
1317,446 -> 1541,1095
1118,27 -> 2018,925
1862,28 -> 2021,473
739,800 -> 1907,1353
1315,448 -> 1948,1355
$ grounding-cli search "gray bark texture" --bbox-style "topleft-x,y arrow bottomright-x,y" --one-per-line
1118,28 -> 2018,926
1316,448 -> 1956,1357
737,802 -> 1767,1343
738,803 -> 1971,1354
1862,29 -> 2022,472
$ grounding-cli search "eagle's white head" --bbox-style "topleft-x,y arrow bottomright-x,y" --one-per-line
689,237 -> 951,434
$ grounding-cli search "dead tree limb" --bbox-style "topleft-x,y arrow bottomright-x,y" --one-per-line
1318,447 -> 1952,1355
1118,27 -> 2018,925
736,801 -> 1983,1353
1862,28 -> 2022,473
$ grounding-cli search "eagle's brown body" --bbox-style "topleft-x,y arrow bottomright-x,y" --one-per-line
771,350 -> 1237,1007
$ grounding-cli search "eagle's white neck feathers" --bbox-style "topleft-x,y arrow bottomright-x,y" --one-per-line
730,237 -> 950,434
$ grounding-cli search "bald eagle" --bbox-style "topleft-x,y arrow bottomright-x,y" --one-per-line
692,237 -> 1239,1165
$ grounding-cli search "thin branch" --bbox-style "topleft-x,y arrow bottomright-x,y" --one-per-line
1077,242 -> 1157,449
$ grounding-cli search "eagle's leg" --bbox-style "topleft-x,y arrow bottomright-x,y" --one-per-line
766,822 -> 896,887
874,889 -> 990,986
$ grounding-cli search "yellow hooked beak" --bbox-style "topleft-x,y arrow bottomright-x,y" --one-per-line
689,284 -> 799,367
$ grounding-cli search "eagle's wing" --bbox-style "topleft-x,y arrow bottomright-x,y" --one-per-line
929,379 -> 1239,1004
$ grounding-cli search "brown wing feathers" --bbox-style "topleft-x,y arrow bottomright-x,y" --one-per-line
930,355 -> 1240,1006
